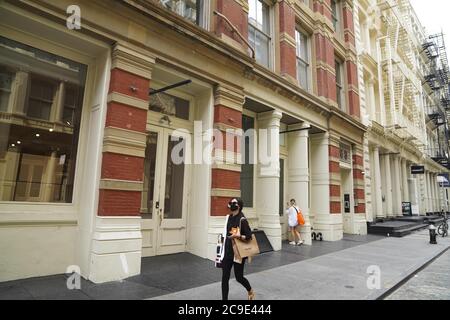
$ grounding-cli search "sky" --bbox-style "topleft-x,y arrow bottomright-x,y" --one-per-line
410,0 -> 450,54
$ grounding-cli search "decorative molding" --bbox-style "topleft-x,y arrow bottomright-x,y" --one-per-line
103,127 -> 147,158
279,32 -> 296,48
111,42 -> 155,79
211,188 -> 241,198
99,179 -> 144,191
214,84 -> 245,112
107,92 -> 149,110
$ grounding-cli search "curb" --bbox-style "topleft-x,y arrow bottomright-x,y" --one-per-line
374,244 -> 450,300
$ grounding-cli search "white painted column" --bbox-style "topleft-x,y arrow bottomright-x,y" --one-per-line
256,110 -> 282,251
401,159 -> 409,202
368,79 -> 377,121
433,173 -> 439,212
288,123 -> 312,245
393,155 -> 402,216
384,154 -> 394,217
426,172 -> 432,213
373,146 -> 384,219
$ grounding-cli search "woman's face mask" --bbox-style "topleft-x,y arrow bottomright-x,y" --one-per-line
228,200 -> 239,211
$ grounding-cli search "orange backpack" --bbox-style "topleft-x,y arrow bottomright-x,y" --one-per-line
295,207 -> 305,226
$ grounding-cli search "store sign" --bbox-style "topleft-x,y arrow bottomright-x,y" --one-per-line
438,174 -> 450,187
402,202 -> 412,216
411,166 -> 425,174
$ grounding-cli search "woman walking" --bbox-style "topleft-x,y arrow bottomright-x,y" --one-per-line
286,199 -> 304,245
220,197 -> 255,300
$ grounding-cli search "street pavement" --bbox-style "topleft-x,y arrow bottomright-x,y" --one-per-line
150,230 -> 450,300
386,248 -> 450,300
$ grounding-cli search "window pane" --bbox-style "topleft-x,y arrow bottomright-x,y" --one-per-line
0,68 -> 13,112
279,158 -> 284,216
297,60 -> 309,90
164,136 -> 185,219
149,92 -> 190,120
0,36 -> 87,203
142,132 -> 158,219
241,115 -> 254,208
256,31 -> 270,67
160,0 -> 202,25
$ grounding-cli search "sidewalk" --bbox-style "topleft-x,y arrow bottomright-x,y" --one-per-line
150,230 -> 450,300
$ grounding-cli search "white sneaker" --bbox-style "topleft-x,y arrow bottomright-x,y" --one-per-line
289,241 -> 296,245
297,241 -> 304,246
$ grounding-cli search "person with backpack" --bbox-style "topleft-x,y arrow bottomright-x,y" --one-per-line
286,199 -> 304,246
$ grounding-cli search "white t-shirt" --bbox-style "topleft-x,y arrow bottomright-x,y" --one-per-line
286,206 -> 300,227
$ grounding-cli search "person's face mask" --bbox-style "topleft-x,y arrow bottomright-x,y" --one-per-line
228,200 -> 239,211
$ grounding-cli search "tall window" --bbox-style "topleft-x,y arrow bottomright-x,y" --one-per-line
248,0 -> 271,68
335,59 -> 344,110
295,29 -> 310,91
331,0 -> 341,34
160,0 -> 206,27
0,36 -> 86,203
241,115 -> 255,207
0,68 -> 13,112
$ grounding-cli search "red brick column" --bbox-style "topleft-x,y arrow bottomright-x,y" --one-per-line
215,0 -> 249,52
353,147 -> 365,214
313,0 -> 336,102
211,85 -> 244,216
98,44 -> 154,217
342,2 -> 360,118
278,0 -> 297,82
329,140 -> 341,214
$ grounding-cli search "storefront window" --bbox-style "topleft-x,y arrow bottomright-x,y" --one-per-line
0,36 -> 87,203
241,115 -> 255,207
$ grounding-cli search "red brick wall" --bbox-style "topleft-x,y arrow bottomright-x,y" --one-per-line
211,196 -> 233,217
212,169 -> 241,190
101,153 -> 144,181
215,0 -> 248,44
353,153 -> 365,214
98,190 -> 142,216
109,69 -> 149,101
315,33 -> 336,100
105,102 -> 147,132
214,105 -> 242,128
279,1 -> 297,79
98,66 -> 150,217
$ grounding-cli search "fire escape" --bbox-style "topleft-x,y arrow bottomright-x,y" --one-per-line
422,32 -> 450,169
379,0 -> 427,147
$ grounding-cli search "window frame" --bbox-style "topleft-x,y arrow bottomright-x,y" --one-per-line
295,27 -> 311,91
331,0 -> 342,36
248,0 -> 273,69
241,109 -> 258,212
0,27 -> 97,211
335,58 -> 345,111
159,0 -> 210,29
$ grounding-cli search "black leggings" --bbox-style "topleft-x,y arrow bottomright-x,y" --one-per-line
221,258 -> 252,300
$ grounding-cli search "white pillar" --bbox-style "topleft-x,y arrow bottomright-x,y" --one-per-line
288,123 -> 312,245
384,154 -> 393,217
256,110 -> 282,251
43,151 -> 58,202
426,172 -> 432,213
401,159 -> 409,202
433,173 -> 439,212
373,146 -> 384,219
393,155 -> 402,216
368,79 -> 377,121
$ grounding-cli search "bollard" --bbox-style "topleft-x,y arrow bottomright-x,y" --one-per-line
429,223 -> 437,244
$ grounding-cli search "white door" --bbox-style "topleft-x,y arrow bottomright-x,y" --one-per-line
141,125 -> 190,257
